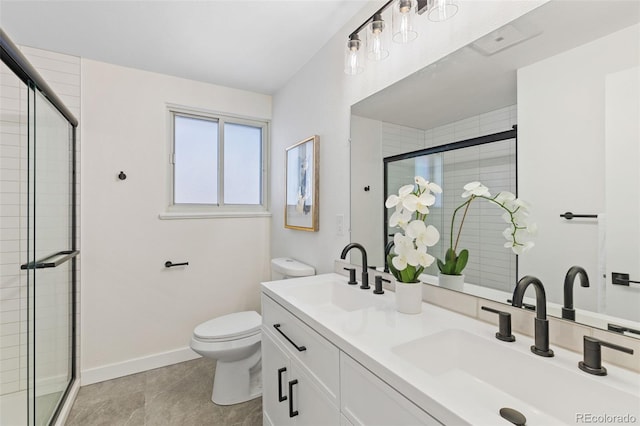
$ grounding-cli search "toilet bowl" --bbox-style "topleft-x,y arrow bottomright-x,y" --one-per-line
191,258 -> 315,405
190,311 -> 262,405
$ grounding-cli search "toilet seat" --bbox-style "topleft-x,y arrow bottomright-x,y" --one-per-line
194,311 -> 261,342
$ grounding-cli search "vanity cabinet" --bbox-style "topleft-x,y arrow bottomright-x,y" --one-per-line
262,293 -> 440,426
262,295 -> 340,426
262,331 -> 340,426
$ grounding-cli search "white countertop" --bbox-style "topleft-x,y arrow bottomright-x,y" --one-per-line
262,273 -> 640,426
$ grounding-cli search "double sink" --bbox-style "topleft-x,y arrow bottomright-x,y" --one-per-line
266,273 -> 640,425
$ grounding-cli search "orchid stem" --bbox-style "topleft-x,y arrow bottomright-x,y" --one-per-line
453,200 -> 472,252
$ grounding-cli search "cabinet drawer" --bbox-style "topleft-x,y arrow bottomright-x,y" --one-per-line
340,353 -> 441,426
262,294 -> 340,403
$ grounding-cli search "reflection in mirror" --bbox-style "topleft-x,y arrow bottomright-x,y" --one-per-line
350,0 -> 640,337
383,131 -> 517,293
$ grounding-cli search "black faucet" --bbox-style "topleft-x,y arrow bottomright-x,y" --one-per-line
562,266 -> 590,321
579,336 -> 634,376
383,240 -> 395,273
511,276 -> 554,357
340,243 -> 370,289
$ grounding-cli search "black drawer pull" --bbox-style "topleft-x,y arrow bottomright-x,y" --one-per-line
273,324 -> 307,352
277,367 -> 287,402
288,379 -> 299,418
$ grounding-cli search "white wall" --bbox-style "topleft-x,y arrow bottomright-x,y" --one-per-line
80,60 -> 272,383
350,115 -> 383,266
270,0 -> 547,273
518,24 -> 639,315
605,66 -> 640,322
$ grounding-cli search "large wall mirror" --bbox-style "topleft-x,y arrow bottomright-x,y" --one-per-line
350,0 -> 640,337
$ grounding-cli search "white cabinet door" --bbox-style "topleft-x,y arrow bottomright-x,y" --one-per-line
263,330 -> 293,426
263,329 -> 340,426
291,361 -> 341,426
263,294 -> 340,404
340,353 -> 441,426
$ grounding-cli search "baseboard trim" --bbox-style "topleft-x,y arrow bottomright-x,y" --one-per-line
81,347 -> 201,386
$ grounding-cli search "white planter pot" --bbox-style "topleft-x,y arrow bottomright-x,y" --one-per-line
438,272 -> 465,291
394,281 -> 423,314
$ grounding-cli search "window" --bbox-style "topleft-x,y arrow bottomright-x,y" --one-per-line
167,107 -> 268,217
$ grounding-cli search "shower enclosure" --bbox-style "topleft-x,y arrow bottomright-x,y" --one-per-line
1,30 -> 78,425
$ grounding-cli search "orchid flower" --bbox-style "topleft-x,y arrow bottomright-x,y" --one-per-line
406,220 -> 439,250
461,181 -> 490,198
438,182 -> 536,276
385,176 -> 442,282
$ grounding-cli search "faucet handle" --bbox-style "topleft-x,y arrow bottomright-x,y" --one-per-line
481,306 -> 516,342
374,276 -> 390,295
579,336 -> 634,376
343,267 -> 357,285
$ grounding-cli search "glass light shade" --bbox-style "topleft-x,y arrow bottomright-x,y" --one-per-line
366,14 -> 389,61
427,0 -> 458,22
392,0 -> 418,44
344,35 -> 364,75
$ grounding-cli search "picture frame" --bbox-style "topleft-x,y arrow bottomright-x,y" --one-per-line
285,135 -> 319,231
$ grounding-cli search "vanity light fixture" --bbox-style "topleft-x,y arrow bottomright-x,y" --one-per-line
345,0 -> 460,75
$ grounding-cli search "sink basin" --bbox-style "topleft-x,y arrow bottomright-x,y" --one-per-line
283,279 -> 377,312
392,329 -> 640,424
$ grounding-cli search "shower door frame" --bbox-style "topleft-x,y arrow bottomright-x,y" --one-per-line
1,29 -> 79,425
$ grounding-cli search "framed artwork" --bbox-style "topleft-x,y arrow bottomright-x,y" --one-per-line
285,135 -> 319,231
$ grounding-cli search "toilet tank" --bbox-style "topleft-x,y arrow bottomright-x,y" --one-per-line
271,258 -> 315,280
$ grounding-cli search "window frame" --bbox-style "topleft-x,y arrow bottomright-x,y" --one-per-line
163,105 -> 270,219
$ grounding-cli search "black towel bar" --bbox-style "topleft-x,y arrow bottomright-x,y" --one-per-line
560,212 -> 598,220
165,261 -> 189,268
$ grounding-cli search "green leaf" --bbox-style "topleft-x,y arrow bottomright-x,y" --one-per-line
453,249 -> 469,275
442,258 -> 455,275
400,266 -> 411,283
445,248 -> 457,263
387,254 -> 401,281
437,259 -> 446,272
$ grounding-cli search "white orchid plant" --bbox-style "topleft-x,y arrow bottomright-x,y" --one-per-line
437,181 -> 536,276
385,176 -> 441,283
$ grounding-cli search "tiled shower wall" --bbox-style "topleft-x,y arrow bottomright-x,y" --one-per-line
383,105 -> 517,292
0,46 -> 80,397
0,56 -> 27,396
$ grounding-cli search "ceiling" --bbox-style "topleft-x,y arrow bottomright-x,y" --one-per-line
0,0 -> 370,94
352,0 -> 640,130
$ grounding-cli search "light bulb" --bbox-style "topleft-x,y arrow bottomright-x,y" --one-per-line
344,34 -> 364,75
367,13 -> 389,61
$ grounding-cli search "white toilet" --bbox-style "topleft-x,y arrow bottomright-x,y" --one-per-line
190,257 -> 315,405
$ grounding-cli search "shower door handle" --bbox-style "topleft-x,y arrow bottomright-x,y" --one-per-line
20,250 -> 79,270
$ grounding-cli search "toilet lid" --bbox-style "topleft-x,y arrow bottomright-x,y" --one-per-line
194,311 -> 261,340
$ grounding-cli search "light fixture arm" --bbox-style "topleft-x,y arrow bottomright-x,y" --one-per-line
348,0 -> 395,39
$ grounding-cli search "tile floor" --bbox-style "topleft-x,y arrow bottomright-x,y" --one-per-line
65,357 -> 262,426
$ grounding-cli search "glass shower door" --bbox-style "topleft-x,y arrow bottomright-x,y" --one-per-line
25,89 -> 76,426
